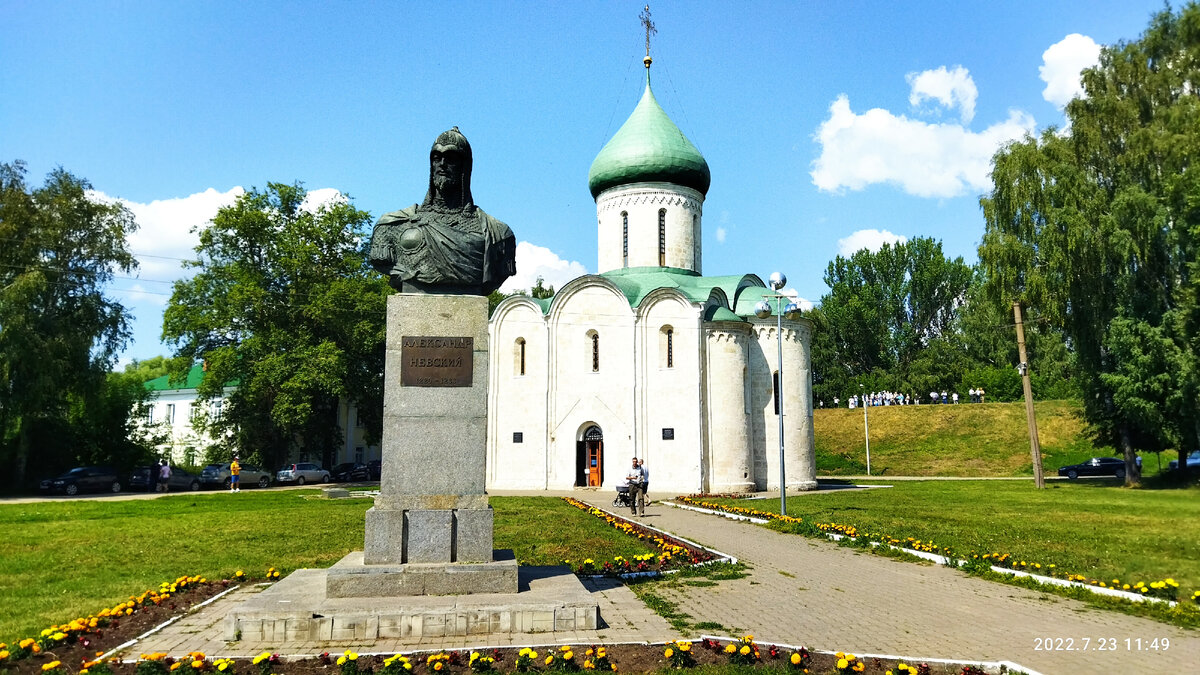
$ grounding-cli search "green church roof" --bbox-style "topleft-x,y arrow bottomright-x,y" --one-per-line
144,364 -> 238,392
587,77 -> 711,199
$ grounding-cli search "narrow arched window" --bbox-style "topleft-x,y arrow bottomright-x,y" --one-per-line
514,338 -> 526,376
622,212 -> 629,267
591,332 -> 600,372
658,208 -> 667,266
693,214 -> 700,270
659,326 -> 674,369
772,371 -> 781,415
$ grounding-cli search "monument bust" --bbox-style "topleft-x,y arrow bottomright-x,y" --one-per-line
370,127 -> 517,295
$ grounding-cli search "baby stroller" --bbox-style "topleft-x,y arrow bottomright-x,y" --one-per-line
613,482 -> 634,508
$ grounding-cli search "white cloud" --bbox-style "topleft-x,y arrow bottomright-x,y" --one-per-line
837,229 -> 907,257
811,94 -> 1035,198
780,287 -> 814,311
907,66 -> 978,123
498,241 -> 588,295
90,187 -> 245,283
715,227 -> 727,243
301,187 -> 347,212
1040,33 -> 1101,108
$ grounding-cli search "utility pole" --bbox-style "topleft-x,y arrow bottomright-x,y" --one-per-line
1013,301 -> 1045,488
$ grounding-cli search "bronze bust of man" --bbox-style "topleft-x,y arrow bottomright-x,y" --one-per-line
370,127 -> 516,295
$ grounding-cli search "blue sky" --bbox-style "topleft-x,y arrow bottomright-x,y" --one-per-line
0,1 -> 1172,364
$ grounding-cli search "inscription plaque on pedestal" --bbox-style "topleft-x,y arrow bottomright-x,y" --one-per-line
401,336 -> 473,387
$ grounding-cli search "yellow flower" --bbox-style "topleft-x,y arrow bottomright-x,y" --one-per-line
664,648 -> 673,658
337,657 -> 346,666
170,663 -> 183,671
193,661 -> 204,669
545,655 -> 555,666
43,661 -> 62,671
254,653 -> 271,665
565,651 -> 574,660
854,662 -> 865,672
838,658 -> 849,669
434,663 -> 443,671
679,642 -> 690,652
725,644 -> 736,654
740,645 -> 751,655
791,653 -> 802,665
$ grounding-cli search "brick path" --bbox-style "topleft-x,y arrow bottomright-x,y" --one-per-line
570,496 -> 1199,674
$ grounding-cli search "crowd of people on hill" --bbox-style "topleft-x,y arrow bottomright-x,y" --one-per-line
818,387 -> 987,409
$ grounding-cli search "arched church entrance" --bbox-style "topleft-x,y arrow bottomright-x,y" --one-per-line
576,425 -> 604,487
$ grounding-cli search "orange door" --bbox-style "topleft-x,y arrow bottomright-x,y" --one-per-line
587,440 -> 603,486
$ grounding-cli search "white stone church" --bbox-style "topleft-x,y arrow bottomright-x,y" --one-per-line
485,66 -> 816,495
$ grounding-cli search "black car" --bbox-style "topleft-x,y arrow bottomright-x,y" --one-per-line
1058,457 -> 1127,480
39,466 -> 122,495
330,462 -> 370,482
366,459 -> 381,480
129,465 -> 202,492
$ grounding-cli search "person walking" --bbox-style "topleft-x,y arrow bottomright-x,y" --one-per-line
627,456 -> 647,517
638,458 -> 650,504
952,392 -> 959,404
157,460 -> 171,493
230,456 -> 241,493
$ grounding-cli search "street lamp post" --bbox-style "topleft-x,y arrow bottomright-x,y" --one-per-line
860,383 -> 871,476
754,272 -> 802,517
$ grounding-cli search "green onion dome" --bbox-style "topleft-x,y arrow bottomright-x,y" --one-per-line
588,80 -> 711,199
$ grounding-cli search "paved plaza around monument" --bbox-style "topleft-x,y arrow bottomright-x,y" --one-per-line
125,490 -> 1200,674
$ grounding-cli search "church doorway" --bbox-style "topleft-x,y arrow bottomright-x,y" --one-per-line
576,425 -> 604,487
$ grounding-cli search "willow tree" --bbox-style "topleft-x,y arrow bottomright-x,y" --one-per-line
980,4 -> 1200,483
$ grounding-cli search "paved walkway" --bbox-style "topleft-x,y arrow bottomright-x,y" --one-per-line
570,496 -> 1199,674
129,489 -> 1197,673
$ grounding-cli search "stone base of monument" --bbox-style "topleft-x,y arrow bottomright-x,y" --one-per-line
222,553 -> 598,642
327,549 -> 518,597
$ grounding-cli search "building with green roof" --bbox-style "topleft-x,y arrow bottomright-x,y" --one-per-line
486,55 -> 815,495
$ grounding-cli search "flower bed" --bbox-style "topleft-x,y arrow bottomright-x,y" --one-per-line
674,495 -> 1200,607
560,498 -> 719,576
0,637 -> 1019,675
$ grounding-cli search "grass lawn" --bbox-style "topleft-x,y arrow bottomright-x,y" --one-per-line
704,479 -> 1200,593
814,399 -> 1188,477
0,492 -> 659,643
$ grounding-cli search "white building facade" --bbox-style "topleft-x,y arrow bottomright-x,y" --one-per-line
486,71 -> 817,495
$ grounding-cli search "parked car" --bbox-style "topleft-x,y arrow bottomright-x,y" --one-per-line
39,466 -> 122,495
129,465 -> 201,492
367,459 -> 381,481
1057,457 -> 1127,480
330,462 -> 370,482
275,462 -> 329,485
200,463 -> 272,489
1168,450 -> 1200,471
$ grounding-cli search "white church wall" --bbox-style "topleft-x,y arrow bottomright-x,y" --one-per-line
546,280 -> 637,489
488,300 -> 550,489
595,183 -> 703,273
704,322 -> 754,493
637,292 -> 704,494
748,321 -> 817,491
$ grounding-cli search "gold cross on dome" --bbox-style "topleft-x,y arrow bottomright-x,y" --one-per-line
640,4 -> 657,64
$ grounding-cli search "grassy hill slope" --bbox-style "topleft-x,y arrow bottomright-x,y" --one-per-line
814,399 -> 1180,476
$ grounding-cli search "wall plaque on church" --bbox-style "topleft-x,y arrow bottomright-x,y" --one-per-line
400,336 -> 473,387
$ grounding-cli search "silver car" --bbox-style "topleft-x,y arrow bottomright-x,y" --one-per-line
199,463 -> 272,489
276,462 -> 330,485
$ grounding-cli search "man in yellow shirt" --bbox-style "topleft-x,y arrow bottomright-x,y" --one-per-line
230,456 -> 241,493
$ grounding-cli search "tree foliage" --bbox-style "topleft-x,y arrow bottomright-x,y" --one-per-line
812,237 -> 975,400
0,161 -> 147,487
979,4 -> 1200,478
162,183 -> 388,470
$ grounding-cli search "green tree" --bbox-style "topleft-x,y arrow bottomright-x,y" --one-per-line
0,161 -> 139,487
162,183 -> 389,470
979,4 -> 1200,482
814,237 -> 974,399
